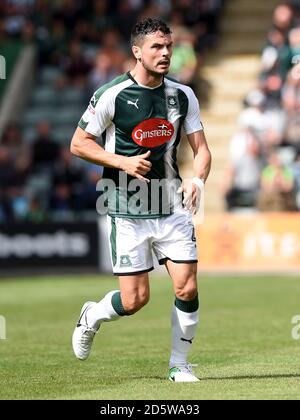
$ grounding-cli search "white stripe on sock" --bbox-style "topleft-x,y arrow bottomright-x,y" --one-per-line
170,306 -> 199,367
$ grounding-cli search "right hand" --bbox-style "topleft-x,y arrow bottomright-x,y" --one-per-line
119,151 -> 152,183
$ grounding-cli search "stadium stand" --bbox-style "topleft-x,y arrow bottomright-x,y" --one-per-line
178,0 -> 282,213
222,1 -> 300,212
0,0 -> 225,223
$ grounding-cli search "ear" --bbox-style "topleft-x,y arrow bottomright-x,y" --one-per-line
132,45 -> 142,61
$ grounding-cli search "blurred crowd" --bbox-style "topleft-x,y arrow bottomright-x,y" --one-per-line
0,0 -> 225,223
222,1 -> 300,212
0,0 -> 225,90
0,121 -> 104,222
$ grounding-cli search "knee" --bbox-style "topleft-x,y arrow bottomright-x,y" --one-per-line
122,291 -> 150,314
175,283 -> 198,302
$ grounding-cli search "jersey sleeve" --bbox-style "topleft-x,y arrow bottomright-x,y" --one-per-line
78,89 -> 114,137
183,88 -> 204,135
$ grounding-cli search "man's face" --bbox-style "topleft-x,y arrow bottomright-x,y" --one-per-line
134,31 -> 173,76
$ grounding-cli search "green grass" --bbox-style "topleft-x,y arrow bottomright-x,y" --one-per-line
0,274 -> 299,400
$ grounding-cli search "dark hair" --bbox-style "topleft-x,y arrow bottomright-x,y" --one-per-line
131,18 -> 172,46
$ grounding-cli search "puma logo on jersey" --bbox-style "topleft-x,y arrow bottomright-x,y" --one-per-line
127,99 -> 139,109
180,337 -> 194,345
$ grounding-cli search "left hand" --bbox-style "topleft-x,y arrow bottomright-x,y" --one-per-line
177,181 -> 201,215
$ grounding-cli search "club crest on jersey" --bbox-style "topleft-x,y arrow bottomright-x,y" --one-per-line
167,96 -> 178,109
89,93 -> 98,109
132,118 -> 174,148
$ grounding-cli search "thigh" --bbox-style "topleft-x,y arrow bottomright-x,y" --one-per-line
107,216 -> 154,276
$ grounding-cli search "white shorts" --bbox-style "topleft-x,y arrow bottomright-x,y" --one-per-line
107,211 -> 198,276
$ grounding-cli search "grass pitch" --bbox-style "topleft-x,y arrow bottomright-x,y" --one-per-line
0,274 -> 299,400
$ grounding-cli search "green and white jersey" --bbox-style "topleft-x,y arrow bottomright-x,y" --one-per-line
78,72 -> 203,218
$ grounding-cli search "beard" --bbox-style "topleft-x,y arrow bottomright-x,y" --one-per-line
141,58 -> 170,77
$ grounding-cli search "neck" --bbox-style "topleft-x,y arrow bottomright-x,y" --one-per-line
130,63 -> 164,88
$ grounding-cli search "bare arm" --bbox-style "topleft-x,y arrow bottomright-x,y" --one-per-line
179,130 -> 212,213
70,127 -> 152,182
187,129 -> 212,182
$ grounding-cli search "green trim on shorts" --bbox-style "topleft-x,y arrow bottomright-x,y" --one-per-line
110,217 -> 117,266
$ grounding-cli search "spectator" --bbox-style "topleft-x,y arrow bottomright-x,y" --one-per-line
26,196 -> 47,223
282,69 -> 300,147
222,136 -> 263,210
238,89 -> 268,138
0,18 -> 8,43
169,26 -> 198,86
100,29 -> 128,72
82,163 -> 104,210
90,0 -> 112,40
285,113 -> 300,147
31,121 -> 60,172
114,0 -> 141,39
47,18 -> 69,65
2,124 -> 24,156
0,146 -> 15,221
292,150 -> 300,209
51,147 -> 85,212
239,89 -> 286,149
263,73 -> 283,108
3,4 -> 27,37
229,128 -> 258,163
21,19 -> 35,43
263,128 -> 284,153
289,26 -> 300,62
52,0 -> 84,31
257,151 -> 295,211
260,28 -> 291,80
87,49 -> 119,97
59,39 -> 92,88
282,69 -> 300,111
0,145 -> 27,221
272,3 -> 294,36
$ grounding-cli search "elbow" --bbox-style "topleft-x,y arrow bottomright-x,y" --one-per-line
205,147 -> 212,168
206,146 -> 212,161
70,139 -> 80,157
70,143 -> 77,157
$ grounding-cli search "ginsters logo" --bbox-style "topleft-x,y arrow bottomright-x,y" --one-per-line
132,118 -> 174,148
